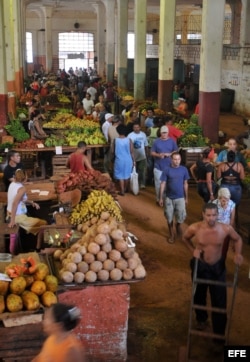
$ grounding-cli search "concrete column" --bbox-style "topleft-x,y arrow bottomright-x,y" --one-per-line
92,2 -> 106,78
13,0 -> 24,97
42,6 -> 53,72
103,0 -> 116,82
117,0 -> 128,89
158,0 -> 176,111
0,0 -> 8,128
3,0 -> 17,117
199,0 -> 225,143
134,0 -> 147,101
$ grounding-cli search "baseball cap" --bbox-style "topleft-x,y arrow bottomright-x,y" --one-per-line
160,125 -> 169,133
105,113 -> 114,121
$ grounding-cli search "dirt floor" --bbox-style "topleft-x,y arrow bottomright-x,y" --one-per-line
116,113 -> 250,362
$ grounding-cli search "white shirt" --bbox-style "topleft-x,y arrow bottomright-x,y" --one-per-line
86,86 -> 97,101
102,121 -> 111,142
82,98 -> 94,114
128,131 -> 148,161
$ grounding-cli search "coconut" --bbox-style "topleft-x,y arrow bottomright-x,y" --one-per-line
109,249 -> 121,262
87,242 -> 100,255
74,272 -> 85,284
85,270 -> 97,283
97,269 -> 110,281
77,261 -> 89,273
53,249 -> 63,260
77,246 -> 87,256
96,251 -> 107,262
61,271 -> 74,283
116,258 -> 128,271
102,242 -> 112,253
110,229 -> 123,241
103,259 -> 115,271
94,233 -> 107,246
123,247 -> 135,259
97,222 -> 110,235
134,265 -> 146,279
100,211 -> 110,220
65,262 -> 77,273
127,257 -> 139,270
71,252 -> 82,264
122,268 -> 134,280
83,252 -> 95,264
110,268 -> 122,281
114,239 -> 128,252
90,261 -> 103,273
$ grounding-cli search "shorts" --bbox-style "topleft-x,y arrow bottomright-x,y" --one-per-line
15,214 -> 47,235
164,197 -> 186,224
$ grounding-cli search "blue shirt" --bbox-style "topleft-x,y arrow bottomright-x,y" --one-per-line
151,138 -> 178,171
160,165 -> 189,199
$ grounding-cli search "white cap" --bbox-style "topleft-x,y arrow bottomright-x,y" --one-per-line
105,113 -> 114,121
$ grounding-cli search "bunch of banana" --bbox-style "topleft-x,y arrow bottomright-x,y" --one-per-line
69,190 -> 122,225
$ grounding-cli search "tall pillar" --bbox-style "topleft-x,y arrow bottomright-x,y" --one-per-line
103,0 -> 116,82
0,0 -> 8,127
3,0 -> 17,117
158,0 -> 176,111
199,0 -> 225,143
117,0 -> 128,89
13,0 -> 24,97
134,0 -> 147,101
42,6 -> 53,72
92,2 -> 106,78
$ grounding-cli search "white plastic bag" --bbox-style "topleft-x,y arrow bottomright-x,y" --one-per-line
130,166 -> 139,195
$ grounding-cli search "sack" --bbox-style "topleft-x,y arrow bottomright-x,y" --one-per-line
130,166 -> 139,195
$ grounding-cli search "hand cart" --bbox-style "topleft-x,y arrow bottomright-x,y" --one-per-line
179,257 -> 239,362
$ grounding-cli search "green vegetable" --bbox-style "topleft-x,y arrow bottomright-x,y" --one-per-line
4,119 -> 30,142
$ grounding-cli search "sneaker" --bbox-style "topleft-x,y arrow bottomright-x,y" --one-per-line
140,185 -> 146,189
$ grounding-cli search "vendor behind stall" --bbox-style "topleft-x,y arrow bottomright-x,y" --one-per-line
29,109 -> 48,140
66,141 -> 93,173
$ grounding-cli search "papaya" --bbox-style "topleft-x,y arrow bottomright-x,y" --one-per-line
0,281 -> 9,296
44,275 -> 58,293
22,290 -> 40,311
6,294 -> 23,312
20,256 -> 37,274
9,276 -> 27,295
30,280 -> 46,296
41,291 -> 57,307
33,263 -> 49,281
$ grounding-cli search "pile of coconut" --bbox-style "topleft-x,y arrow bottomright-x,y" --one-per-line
53,211 -> 146,284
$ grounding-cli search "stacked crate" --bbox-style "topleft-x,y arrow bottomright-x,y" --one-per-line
52,155 -> 70,176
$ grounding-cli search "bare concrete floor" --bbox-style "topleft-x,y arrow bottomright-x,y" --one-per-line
117,113 -> 250,362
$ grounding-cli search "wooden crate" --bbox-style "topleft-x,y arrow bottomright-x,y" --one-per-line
52,155 -> 70,176
1,135 -> 14,144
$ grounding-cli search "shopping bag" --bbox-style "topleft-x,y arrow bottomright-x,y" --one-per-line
130,166 -> 139,195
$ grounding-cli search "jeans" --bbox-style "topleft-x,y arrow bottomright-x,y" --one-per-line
136,159 -> 147,187
153,168 -> 163,202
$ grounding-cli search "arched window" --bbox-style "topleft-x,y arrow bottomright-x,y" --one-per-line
58,32 -> 94,70
26,32 -> 33,63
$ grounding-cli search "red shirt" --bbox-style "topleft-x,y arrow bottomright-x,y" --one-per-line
69,153 -> 86,173
167,125 -> 184,142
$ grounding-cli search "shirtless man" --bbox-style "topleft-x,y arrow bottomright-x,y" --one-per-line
182,203 -> 243,338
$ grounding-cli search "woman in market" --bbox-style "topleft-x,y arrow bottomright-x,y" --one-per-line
7,169 -> 47,252
216,137 -> 247,168
212,187 -> 236,259
112,124 -> 134,196
190,147 -> 217,203
216,150 -> 245,207
31,303 -> 86,362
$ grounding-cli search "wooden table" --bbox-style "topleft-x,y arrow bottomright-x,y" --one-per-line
14,144 -> 108,179
25,181 -> 57,202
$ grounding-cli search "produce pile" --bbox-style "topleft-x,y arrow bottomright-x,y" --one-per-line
43,112 -> 107,146
176,114 -> 209,147
4,119 -> 30,142
69,190 -> 122,225
0,258 -> 58,313
53,210 -> 146,284
13,139 -> 45,149
56,170 -> 117,199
